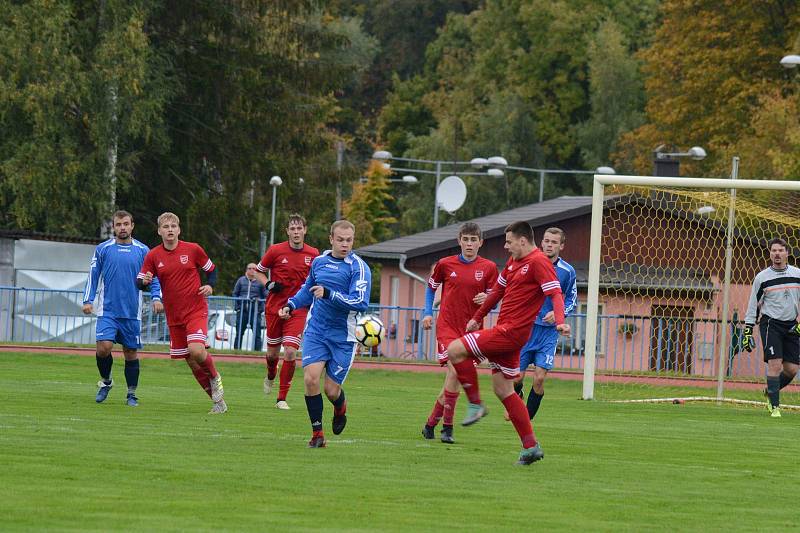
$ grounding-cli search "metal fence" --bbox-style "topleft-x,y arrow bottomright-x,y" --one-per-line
0,286 -> 762,377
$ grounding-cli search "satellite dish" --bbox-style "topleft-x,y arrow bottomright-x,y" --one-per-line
436,176 -> 467,214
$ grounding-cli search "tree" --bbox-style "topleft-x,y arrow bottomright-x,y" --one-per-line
616,0 -> 800,175
575,19 -> 645,175
343,160 -> 397,248
0,0 -> 172,235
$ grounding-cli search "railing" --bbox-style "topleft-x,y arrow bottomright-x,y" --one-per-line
0,286 -> 763,377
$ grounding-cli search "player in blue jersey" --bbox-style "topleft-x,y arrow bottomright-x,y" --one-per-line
279,220 -> 371,448
82,210 -> 163,407
512,227 -> 577,420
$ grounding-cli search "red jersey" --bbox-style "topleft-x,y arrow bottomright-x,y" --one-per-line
472,248 -> 562,344
429,255 -> 498,336
138,241 -> 215,326
257,241 -> 319,313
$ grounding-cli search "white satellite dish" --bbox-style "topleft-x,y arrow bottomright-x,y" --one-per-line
436,175 -> 467,214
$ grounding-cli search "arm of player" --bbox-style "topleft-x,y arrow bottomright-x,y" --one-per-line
564,270 -> 578,317
325,259 -> 371,312
743,275 -> 761,326
285,268 -> 317,313
550,290 -> 569,335
198,267 -> 216,296
149,276 -> 164,313
82,247 -> 102,314
422,286 -> 437,329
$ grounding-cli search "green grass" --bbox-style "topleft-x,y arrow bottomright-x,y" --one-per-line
1,352 -> 798,532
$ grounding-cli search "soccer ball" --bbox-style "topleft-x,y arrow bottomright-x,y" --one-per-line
355,315 -> 384,347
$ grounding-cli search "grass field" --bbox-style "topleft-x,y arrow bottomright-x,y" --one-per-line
1,352 -> 798,532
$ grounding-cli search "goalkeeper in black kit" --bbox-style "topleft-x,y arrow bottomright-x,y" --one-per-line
743,238 -> 800,418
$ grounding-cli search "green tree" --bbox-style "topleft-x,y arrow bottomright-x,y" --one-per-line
575,19 -> 645,176
0,0 -> 172,235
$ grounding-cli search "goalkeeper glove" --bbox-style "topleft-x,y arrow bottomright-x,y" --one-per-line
266,281 -> 284,294
789,323 -> 800,337
742,324 -> 755,352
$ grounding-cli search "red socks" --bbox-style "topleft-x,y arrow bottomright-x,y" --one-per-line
426,396 -> 445,427
502,393 -> 537,449
277,360 -> 296,401
199,355 -> 218,379
266,356 -> 279,380
442,390 -> 459,426
452,359 -> 481,404
190,366 -> 212,397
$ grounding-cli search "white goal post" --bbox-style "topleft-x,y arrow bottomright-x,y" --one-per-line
581,173 -> 800,400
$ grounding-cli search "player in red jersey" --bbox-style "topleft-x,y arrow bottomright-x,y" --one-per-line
420,222 -> 498,444
136,212 -> 227,414
446,221 -> 570,465
254,213 -> 319,409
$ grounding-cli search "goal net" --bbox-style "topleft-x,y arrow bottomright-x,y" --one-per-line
581,173 -> 800,409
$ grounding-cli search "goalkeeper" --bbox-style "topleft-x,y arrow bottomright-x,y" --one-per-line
254,214 -> 319,410
743,237 -> 800,418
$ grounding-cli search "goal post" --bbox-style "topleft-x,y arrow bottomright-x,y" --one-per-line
581,173 -> 800,403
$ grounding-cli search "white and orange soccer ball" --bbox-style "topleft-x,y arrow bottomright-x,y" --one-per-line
355,315 -> 384,348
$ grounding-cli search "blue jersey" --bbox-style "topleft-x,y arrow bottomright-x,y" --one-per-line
83,238 -> 161,320
534,257 -> 577,328
287,250 -> 371,343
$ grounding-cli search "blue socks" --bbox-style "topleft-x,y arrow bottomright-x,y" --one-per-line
305,394 -> 324,432
96,353 -> 112,384
124,359 -> 140,393
526,390 -> 544,420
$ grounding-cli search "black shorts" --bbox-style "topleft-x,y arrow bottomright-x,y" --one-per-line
759,316 -> 800,364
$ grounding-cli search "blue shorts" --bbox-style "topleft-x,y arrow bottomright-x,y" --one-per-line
300,334 -> 359,385
96,316 -> 142,349
519,325 -> 558,371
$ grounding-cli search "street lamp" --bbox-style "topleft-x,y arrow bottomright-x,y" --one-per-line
372,150 -> 506,228
780,55 -> 800,68
269,175 -> 282,245
653,145 -> 707,176
479,162 -> 616,203
359,174 -> 419,185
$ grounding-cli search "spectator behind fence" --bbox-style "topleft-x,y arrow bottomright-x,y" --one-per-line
232,263 -> 267,351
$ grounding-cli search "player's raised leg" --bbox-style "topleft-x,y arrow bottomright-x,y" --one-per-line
323,339 -> 357,436
186,328 -> 225,414
490,371 -> 542,465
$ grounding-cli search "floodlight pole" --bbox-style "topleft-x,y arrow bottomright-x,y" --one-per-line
716,156 -> 739,400
539,170 -> 546,203
433,161 -> 442,229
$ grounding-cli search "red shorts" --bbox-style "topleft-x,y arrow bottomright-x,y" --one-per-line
168,315 -> 208,359
457,325 -> 524,379
265,309 -> 307,349
435,324 -> 466,365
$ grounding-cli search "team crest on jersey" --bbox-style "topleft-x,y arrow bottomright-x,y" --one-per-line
521,265 -> 529,275
180,255 -> 189,264
475,270 -> 484,280
304,256 -> 312,265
